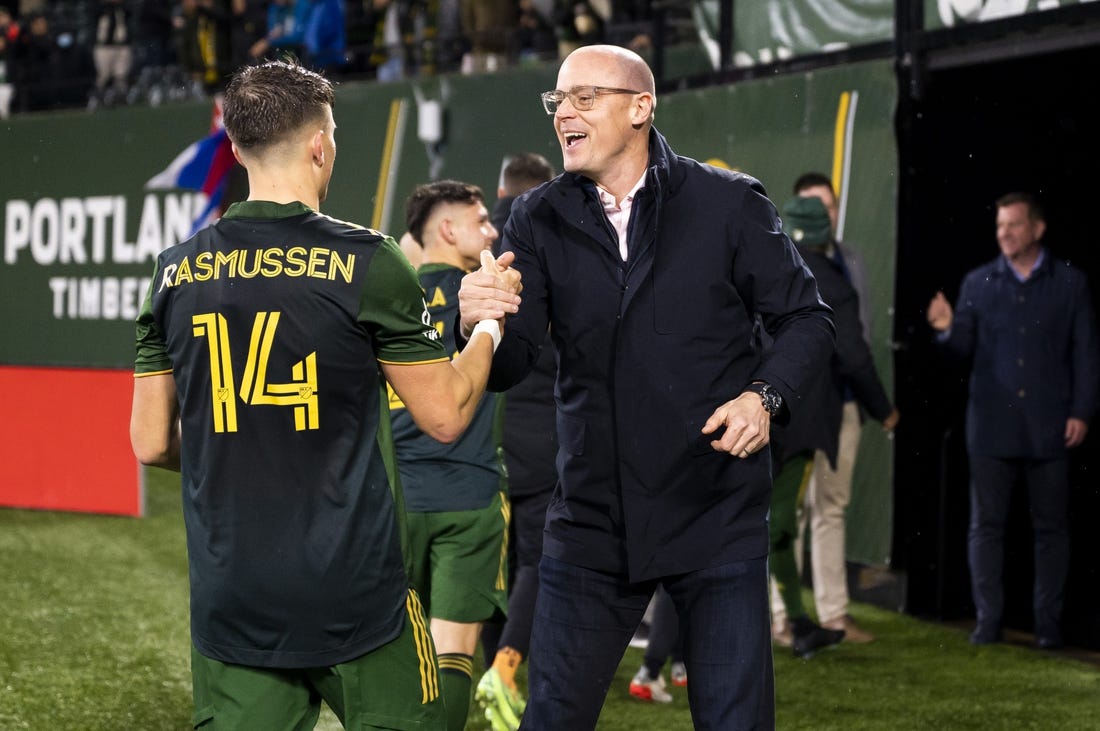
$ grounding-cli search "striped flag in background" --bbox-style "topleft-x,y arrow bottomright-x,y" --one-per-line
144,126 -> 236,237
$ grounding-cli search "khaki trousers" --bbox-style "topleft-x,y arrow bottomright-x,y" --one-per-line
808,401 -> 862,623
769,401 -> 861,624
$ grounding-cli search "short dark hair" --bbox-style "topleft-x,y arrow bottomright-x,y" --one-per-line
501,152 -> 555,196
793,171 -> 834,196
996,191 -> 1045,222
223,61 -> 335,151
405,180 -> 484,243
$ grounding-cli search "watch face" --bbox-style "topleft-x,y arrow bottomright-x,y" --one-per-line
760,386 -> 782,416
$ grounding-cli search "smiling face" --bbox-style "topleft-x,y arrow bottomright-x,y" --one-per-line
446,199 -> 498,271
553,46 -> 655,196
996,200 -> 1044,264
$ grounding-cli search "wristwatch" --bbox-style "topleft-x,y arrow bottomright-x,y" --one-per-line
743,381 -> 783,418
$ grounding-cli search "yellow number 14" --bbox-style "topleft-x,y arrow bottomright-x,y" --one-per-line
192,311 -> 319,433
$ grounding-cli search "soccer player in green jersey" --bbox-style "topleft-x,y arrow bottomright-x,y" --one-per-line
129,60 -> 519,730
391,180 -> 509,731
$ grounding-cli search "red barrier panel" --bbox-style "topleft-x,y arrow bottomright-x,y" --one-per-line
0,366 -> 143,517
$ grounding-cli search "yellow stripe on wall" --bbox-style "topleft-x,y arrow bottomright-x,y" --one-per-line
831,90 -> 859,241
832,90 -> 852,195
373,99 -> 406,231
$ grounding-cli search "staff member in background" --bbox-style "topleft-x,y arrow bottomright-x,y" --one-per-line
768,194 -> 898,657
927,191 -> 1098,649
771,172 -> 899,646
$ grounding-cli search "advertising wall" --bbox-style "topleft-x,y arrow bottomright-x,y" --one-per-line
0,59 -> 898,561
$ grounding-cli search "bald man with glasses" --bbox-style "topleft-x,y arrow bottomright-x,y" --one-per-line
458,45 -> 834,729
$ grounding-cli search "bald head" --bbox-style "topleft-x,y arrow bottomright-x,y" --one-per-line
563,45 -> 656,99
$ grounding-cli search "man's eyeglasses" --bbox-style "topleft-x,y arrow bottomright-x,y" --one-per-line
540,86 -> 642,115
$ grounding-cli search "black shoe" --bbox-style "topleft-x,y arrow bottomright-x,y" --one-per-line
1036,636 -> 1063,650
791,616 -> 845,658
1034,623 -> 1063,650
969,626 -> 1002,645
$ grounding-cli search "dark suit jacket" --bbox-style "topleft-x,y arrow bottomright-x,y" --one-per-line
488,128 -> 834,581
942,251 -> 1099,458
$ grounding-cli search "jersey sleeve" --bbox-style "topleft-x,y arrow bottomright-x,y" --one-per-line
362,237 -> 449,365
134,263 -> 172,376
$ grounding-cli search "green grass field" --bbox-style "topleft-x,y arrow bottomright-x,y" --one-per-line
1,468 -> 1097,729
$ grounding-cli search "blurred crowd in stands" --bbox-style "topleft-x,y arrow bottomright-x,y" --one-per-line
0,0 -> 696,118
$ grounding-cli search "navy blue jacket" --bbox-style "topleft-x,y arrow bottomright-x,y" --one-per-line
942,252 -> 1099,459
489,129 -> 835,581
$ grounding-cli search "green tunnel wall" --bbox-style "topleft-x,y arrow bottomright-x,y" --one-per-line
0,58 -> 897,562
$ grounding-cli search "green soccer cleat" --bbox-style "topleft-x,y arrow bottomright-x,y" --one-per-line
475,667 -> 526,731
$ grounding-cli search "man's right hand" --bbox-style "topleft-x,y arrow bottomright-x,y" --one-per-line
459,250 -> 522,338
927,291 -> 954,332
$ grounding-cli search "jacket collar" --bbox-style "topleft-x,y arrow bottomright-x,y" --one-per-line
544,128 -> 676,252
643,126 -> 674,201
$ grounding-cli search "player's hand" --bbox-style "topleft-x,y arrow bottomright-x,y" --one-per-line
701,392 -> 770,458
458,250 -> 522,337
927,291 -> 953,332
1065,417 -> 1089,448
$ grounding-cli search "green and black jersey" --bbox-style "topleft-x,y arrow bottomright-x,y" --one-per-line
390,263 -> 504,512
134,200 -> 447,669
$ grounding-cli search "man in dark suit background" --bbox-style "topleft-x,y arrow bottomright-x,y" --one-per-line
458,44 -> 834,729
927,192 -> 1099,648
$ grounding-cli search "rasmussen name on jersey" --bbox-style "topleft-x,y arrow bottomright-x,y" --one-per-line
158,247 -> 356,291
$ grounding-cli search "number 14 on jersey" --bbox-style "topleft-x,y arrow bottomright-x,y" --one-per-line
192,311 -> 319,433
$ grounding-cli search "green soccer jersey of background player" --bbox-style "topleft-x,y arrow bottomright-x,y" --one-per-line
390,262 -> 506,513
389,261 -> 509,621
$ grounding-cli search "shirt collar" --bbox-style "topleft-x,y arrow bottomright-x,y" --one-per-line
222,200 -> 315,220
595,172 -> 647,261
1001,247 -> 1046,282
594,172 -> 647,210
